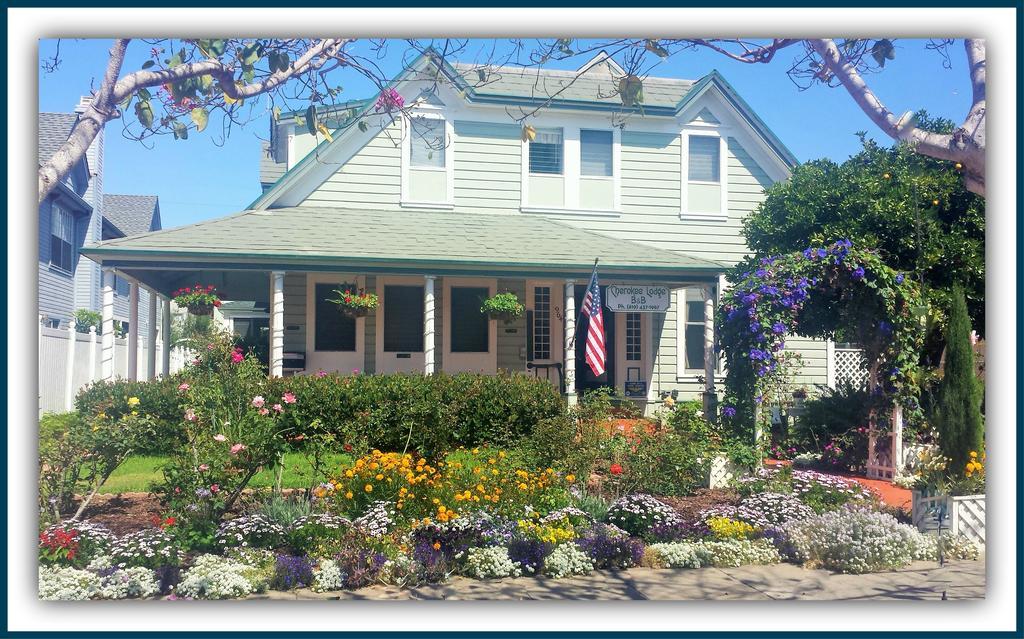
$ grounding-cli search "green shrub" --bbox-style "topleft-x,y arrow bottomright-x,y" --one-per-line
934,286 -> 984,474
75,376 -> 184,455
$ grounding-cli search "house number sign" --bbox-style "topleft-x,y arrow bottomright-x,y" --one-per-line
604,285 -> 670,312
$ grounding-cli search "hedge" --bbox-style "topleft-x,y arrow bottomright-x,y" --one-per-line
75,371 -> 564,457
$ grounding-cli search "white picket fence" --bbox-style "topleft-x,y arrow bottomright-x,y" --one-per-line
38,325 -> 193,415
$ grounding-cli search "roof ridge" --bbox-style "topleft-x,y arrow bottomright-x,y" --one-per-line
453,61 -> 695,85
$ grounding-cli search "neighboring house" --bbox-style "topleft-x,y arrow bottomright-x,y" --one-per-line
38,101 -> 162,342
82,51 -> 838,403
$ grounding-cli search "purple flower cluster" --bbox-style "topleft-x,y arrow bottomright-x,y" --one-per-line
271,554 -> 314,590
646,518 -> 712,543
575,524 -> 644,570
506,538 -> 553,575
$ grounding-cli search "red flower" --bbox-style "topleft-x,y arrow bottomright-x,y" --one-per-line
610,463 -> 623,476
343,443 -> 353,452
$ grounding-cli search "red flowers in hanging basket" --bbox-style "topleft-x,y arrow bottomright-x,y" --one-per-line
172,284 -> 221,315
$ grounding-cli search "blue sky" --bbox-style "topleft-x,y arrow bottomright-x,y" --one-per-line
38,39 -> 972,229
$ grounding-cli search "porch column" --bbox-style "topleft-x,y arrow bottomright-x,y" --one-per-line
270,271 -> 285,377
161,297 -> 172,376
146,289 -> 158,380
100,268 -> 115,381
424,275 -> 436,374
702,283 -> 716,416
128,282 -> 140,381
564,279 -> 577,405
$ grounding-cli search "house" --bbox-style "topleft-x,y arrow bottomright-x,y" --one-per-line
38,100 -> 162,381
81,51 -> 839,406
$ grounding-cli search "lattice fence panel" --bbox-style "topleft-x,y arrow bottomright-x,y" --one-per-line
912,492 -> 986,547
952,496 -> 986,546
707,455 -> 740,489
834,347 -> 868,389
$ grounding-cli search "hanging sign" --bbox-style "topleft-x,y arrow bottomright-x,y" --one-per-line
604,285 -> 670,312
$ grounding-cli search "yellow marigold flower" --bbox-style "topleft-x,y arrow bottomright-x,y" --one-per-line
375,474 -> 384,481
498,451 -> 506,458
970,451 -> 978,458
491,469 -> 499,475
472,448 -> 479,454
127,396 -> 140,407
454,494 -> 464,501
488,458 -> 496,464
432,541 -> 441,550
518,483 -> 528,490
345,491 -> 353,499
566,474 -> 576,483
423,517 -> 431,525
476,484 -> 485,492
473,496 -> 480,502
364,484 -> 373,493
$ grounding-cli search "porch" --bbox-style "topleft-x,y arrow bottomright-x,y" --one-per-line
81,207 -> 726,406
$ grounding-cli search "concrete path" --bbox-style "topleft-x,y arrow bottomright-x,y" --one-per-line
248,557 -> 984,601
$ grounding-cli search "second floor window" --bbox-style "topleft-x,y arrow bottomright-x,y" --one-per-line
49,205 -> 74,273
410,117 -> 445,168
688,135 -> 721,183
529,128 -> 563,175
580,130 -> 613,177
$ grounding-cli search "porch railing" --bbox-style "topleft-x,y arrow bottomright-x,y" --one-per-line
527,362 -> 564,395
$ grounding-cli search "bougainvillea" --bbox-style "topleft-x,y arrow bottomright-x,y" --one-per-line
716,241 -> 925,439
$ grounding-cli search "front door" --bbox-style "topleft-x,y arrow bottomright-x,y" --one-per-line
574,284 -> 616,394
375,276 -> 425,373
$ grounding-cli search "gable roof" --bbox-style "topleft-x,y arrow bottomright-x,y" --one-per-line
103,194 -> 161,236
253,50 -> 797,210
82,206 -> 724,281
38,112 -> 80,165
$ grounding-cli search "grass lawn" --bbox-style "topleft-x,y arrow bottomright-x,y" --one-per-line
99,453 -> 352,494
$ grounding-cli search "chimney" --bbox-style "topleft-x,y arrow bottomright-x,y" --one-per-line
74,95 -> 94,114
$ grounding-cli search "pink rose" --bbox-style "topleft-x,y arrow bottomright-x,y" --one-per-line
178,383 -> 190,392
184,409 -> 197,422
258,408 -> 269,416
231,351 -> 244,363
193,358 -> 201,365
198,464 -> 209,471
273,404 -> 283,413
213,434 -> 227,442
352,369 -> 360,375
251,396 -> 265,408
206,343 -> 215,351
210,484 -> 219,493
174,487 -> 181,494
230,443 -> 247,455
282,392 -> 296,404
316,369 -> 327,378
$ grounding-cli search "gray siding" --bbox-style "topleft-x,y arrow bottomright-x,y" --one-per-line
454,122 -> 521,215
302,123 -> 402,208
38,198 -> 76,325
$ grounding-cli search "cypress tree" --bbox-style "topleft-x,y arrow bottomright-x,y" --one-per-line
934,286 -> 984,474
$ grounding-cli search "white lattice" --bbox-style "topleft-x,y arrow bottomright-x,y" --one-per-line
834,347 -> 868,388
707,455 -> 740,489
912,491 -> 986,547
866,429 -> 896,480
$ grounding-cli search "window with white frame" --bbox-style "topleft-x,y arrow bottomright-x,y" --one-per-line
625,312 -> 642,361
680,287 -> 715,373
580,130 -> 613,177
529,128 -> 563,174
49,205 -> 74,273
532,286 -> 552,360
688,136 -> 721,183
410,117 -> 445,168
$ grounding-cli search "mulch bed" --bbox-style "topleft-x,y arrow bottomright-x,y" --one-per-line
71,493 -> 165,536
658,488 -> 740,521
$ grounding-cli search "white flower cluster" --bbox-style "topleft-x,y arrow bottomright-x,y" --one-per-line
909,533 -> 980,562
544,544 -> 594,579
108,528 -> 179,569
645,539 -> 780,569
216,514 -> 286,549
779,507 -> 940,574
791,470 -> 872,501
38,565 -> 100,600
97,566 -> 161,599
354,501 -> 397,538
289,512 -> 351,533
312,558 -> 344,592
175,554 -> 258,599
702,492 -> 815,528
541,506 -> 595,526
463,546 -> 521,580
605,494 -> 681,536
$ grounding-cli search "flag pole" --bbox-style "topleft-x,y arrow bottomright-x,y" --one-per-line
567,258 -> 599,350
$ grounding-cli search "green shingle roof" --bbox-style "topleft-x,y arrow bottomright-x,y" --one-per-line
82,207 -> 724,275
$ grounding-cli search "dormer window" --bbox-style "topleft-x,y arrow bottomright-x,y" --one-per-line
410,117 -> 445,168
580,130 -> 613,177
528,128 -> 563,175
400,112 -> 454,209
688,136 -> 720,183
680,129 -> 728,222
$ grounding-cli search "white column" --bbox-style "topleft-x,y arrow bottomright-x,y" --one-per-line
64,324 -> 76,411
563,280 -> 577,404
100,268 -> 115,381
825,339 -> 836,389
270,271 -> 285,377
161,297 -> 172,376
424,275 -> 436,375
146,290 -> 158,380
38,315 -> 44,417
702,283 -> 716,415
88,326 -> 98,382
892,403 -> 904,473
128,282 -> 140,381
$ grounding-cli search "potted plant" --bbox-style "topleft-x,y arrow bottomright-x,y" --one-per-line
327,288 -> 378,318
172,285 -> 222,316
479,292 -> 524,322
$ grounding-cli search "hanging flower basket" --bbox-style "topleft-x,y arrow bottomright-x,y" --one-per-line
480,292 -> 524,322
172,285 -> 221,317
327,288 -> 378,319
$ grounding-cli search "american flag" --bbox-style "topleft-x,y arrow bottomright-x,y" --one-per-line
581,264 -> 606,377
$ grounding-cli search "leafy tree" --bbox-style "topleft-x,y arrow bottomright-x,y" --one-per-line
742,114 -> 984,361
933,286 -> 984,475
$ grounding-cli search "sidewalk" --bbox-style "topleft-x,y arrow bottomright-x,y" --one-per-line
249,557 -> 984,601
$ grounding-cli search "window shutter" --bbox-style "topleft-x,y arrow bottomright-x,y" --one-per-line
688,136 -> 721,182
580,130 -> 613,177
